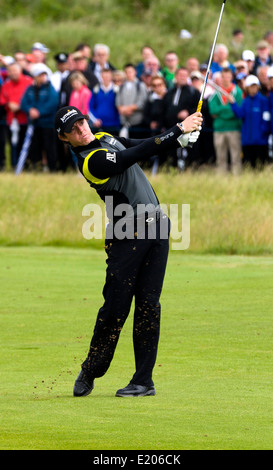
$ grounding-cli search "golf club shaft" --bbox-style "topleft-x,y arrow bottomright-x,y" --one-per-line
199,74 -> 232,99
197,0 -> 227,112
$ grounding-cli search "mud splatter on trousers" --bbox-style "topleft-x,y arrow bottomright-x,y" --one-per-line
82,216 -> 170,387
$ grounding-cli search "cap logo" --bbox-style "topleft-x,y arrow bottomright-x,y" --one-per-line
60,109 -> 78,123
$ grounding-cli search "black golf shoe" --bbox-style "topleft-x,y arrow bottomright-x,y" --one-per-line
115,383 -> 156,397
73,370 -> 94,397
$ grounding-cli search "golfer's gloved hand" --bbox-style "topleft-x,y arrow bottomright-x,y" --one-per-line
177,129 -> 200,148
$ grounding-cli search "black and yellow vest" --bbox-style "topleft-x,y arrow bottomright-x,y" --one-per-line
75,132 -> 159,221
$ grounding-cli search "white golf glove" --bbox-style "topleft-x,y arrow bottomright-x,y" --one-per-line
177,130 -> 200,148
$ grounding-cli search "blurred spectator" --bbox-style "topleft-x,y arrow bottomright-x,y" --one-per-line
142,56 -> 162,78
142,75 -> 168,173
190,71 -> 203,93
25,54 -> 36,75
199,63 -> 213,81
0,62 -> 33,167
60,51 -> 99,105
234,60 -> 248,94
253,40 -> 273,75
31,42 -> 49,62
14,51 -> 32,77
75,43 -> 92,61
242,50 -> 255,74
89,44 -> 116,83
191,70 -> 214,98
162,67 -> 200,127
135,45 -> 155,79
234,59 -> 248,77
112,69 -> 125,88
264,31 -> 273,53
0,75 -> 6,170
31,42 -> 52,76
116,63 -> 148,138
212,71 -> 223,87
268,67 -> 273,134
162,67 -> 200,167
190,71 -> 215,166
235,72 -> 247,96
208,67 -> 243,174
256,65 -> 270,96
21,63 -> 59,171
50,53 -> 72,172
229,29 -> 244,61
211,44 -> 235,75
89,68 -> 120,133
68,71 -> 92,115
143,75 -> 167,134
162,51 -> 179,89
228,74 -> 271,168
140,70 -> 154,93
268,66 -> 273,164
50,52 -> 69,94
186,57 -> 200,78
0,55 -> 15,82
71,51 -> 99,89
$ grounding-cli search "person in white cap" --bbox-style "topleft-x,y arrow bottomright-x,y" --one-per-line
227,74 -> 271,169
20,62 -> 59,171
32,42 -> 49,61
31,42 -> 52,76
242,50 -> 255,74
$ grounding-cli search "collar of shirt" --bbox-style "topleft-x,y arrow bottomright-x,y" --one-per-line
72,137 -> 101,154
101,83 -> 113,93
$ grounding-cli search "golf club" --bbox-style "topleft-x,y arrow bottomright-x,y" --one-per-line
188,0 -> 228,146
197,0 -> 227,112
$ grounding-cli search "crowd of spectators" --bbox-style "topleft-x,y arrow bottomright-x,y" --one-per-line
0,30 -> 273,174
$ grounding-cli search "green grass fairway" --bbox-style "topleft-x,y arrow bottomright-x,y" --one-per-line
0,247 -> 272,450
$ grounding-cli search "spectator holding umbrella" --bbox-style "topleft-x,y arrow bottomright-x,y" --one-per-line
21,63 -> 59,171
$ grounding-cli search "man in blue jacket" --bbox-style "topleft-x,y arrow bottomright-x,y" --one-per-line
88,68 -> 120,134
21,63 -> 59,171
268,67 -> 273,134
227,74 -> 271,168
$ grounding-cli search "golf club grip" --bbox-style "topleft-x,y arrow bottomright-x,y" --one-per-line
187,100 -> 203,148
197,100 -> 203,113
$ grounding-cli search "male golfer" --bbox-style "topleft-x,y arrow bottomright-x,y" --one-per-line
55,105 -> 202,397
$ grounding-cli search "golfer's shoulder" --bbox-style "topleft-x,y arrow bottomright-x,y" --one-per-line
77,145 -> 110,183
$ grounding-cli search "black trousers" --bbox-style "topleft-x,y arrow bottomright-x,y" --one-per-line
82,216 -> 170,387
242,145 -> 268,168
28,127 -> 57,171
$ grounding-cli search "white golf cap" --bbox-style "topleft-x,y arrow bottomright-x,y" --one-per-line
267,66 -> 273,78
31,63 -> 49,77
242,50 -> 255,61
3,56 -> 15,65
32,42 -> 50,53
245,74 -> 260,87
190,71 -> 203,80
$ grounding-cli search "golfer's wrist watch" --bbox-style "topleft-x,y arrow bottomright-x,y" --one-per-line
176,122 -> 185,134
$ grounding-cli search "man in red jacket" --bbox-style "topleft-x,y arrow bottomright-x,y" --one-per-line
0,62 -> 32,167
